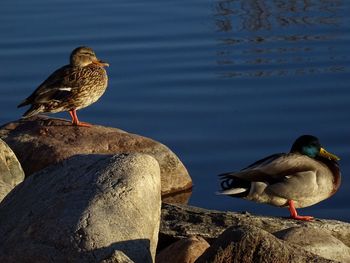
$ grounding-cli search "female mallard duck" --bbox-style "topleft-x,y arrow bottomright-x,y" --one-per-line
17,46 -> 109,127
218,135 -> 341,221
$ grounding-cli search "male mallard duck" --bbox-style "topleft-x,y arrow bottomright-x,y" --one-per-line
17,46 -> 109,127
218,135 -> 341,221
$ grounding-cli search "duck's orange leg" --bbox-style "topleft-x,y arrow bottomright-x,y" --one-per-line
288,200 -> 314,221
68,110 -> 91,127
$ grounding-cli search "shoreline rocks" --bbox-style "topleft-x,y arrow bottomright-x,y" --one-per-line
159,203 -> 350,262
159,203 -> 350,248
1,117 -> 349,262
0,116 -> 192,200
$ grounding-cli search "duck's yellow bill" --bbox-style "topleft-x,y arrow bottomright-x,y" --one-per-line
320,147 -> 340,161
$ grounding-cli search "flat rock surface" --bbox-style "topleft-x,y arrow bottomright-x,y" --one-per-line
0,138 -> 24,202
0,116 -> 192,198
0,153 -> 161,263
160,203 -> 350,248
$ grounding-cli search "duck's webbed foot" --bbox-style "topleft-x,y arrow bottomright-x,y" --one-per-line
69,110 -> 92,127
288,200 -> 314,221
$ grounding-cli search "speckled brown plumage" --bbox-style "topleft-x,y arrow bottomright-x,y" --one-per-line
18,46 -> 109,127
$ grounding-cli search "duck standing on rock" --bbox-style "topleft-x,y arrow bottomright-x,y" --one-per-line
218,135 -> 341,221
17,46 -> 109,127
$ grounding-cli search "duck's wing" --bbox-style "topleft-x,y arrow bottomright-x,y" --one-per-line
261,155 -> 337,201
219,154 -> 324,200
243,153 -> 285,170
219,153 -> 288,183
18,65 -> 83,106
219,153 -> 318,185
218,153 -> 284,195
266,170 -> 318,201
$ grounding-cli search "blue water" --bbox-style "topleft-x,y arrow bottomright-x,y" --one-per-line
1,0 -> 349,221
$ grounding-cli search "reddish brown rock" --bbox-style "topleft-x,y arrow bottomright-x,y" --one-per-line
156,236 -> 209,263
0,116 -> 192,199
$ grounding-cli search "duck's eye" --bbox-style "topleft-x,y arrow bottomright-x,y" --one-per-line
302,145 -> 319,157
81,52 -> 93,56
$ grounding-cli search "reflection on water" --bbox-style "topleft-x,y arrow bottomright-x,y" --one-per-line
214,0 -> 347,78
215,0 -> 342,31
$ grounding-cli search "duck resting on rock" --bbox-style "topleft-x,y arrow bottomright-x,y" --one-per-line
218,135 -> 341,221
17,46 -> 109,127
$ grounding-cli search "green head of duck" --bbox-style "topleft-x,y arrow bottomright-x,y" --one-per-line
290,135 -> 340,161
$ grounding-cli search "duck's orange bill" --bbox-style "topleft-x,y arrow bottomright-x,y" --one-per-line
93,60 -> 109,67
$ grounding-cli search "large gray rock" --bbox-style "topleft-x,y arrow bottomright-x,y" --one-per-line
275,227 -> 350,263
160,203 -> 350,250
195,225 -> 336,263
0,138 -> 24,202
0,153 -> 161,263
0,116 -> 192,200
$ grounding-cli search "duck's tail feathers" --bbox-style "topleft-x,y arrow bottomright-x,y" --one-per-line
17,99 -> 30,108
218,172 -> 251,197
21,105 -> 45,119
216,188 -> 248,195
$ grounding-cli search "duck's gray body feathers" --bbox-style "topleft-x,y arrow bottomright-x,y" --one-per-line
219,153 -> 340,208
